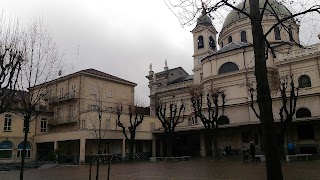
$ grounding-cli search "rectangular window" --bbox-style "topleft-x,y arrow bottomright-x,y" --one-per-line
57,108 -> 62,123
122,90 -> 128,99
59,87 -> 64,98
82,120 -> 86,130
0,150 -> 12,158
69,105 -> 75,121
107,87 -> 113,98
274,26 -> 281,40
40,118 -> 47,132
23,120 -> 30,133
92,84 -> 96,95
4,114 -> 12,131
71,84 -> 76,92
91,105 -> 98,111
106,107 -> 113,112
17,149 -> 31,158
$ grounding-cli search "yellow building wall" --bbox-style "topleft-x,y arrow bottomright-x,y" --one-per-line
0,112 -> 36,162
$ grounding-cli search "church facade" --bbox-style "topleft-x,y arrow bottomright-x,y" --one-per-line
147,0 -> 320,156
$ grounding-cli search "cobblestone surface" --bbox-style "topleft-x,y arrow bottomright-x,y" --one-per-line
1,157 -> 320,180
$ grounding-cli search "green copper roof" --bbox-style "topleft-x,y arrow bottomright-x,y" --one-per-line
222,0 -> 292,29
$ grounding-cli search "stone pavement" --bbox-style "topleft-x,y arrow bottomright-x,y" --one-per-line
1,157 -> 320,180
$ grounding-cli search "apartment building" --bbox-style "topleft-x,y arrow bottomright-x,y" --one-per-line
31,68 -> 157,163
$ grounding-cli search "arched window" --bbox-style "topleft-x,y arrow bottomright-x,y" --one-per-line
240,31 -> 247,43
274,26 -> 281,40
17,141 -> 32,158
288,27 -> 294,41
218,115 -> 230,125
298,75 -> 311,88
228,36 -> 233,43
198,36 -> 204,49
221,42 -> 224,48
218,62 -> 239,74
296,108 -> 311,118
209,36 -> 215,49
0,140 -> 13,158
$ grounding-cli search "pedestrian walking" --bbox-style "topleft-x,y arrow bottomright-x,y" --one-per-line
250,141 -> 256,163
242,146 -> 249,163
288,142 -> 294,155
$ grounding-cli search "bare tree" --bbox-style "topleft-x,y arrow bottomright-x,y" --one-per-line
115,102 -> 146,161
166,0 -> 320,179
88,89 -> 112,180
15,19 -> 63,180
278,75 -> 298,158
249,75 -> 298,159
0,16 -> 23,114
190,85 -> 225,159
155,96 -> 185,157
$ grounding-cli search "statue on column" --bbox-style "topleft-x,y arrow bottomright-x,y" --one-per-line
153,73 -> 156,81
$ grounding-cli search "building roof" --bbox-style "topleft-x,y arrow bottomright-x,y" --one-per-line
80,69 -> 136,86
31,68 -> 137,89
216,41 -> 250,54
168,75 -> 194,85
201,42 -> 251,62
155,67 -> 189,76
222,0 -> 292,30
1,88 -> 28,102
196,10 -> 213,27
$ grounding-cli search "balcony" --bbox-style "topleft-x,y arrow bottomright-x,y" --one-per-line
48,115 -> 78,125
48,91 -> 78,104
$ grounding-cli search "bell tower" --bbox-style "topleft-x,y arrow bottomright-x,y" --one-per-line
191,9 -> 217,84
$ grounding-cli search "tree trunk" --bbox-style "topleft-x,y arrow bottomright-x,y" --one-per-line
279,126 -> 286,159
212,133 -> 220,160
166,133 -> 173,157
129,139 -> 134,161
249,0 -> 283,179
96,142 -> 101,180
107,156 -> 111,180
20,119 -> 29,180
89,155 -> 92,180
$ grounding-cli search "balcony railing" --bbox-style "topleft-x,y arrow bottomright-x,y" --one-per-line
48,115 -> 78,125
48,91 -> 78,104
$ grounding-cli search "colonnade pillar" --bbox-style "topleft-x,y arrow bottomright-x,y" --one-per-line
152,137 -> 156,157
79,138 -> 86,164
122,139 -> 126,158
200,133 -> 206,157
160,139 -> 164,156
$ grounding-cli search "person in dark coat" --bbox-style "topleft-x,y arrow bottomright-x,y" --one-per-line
250,141 -> 256,163
242,146 -> 249,163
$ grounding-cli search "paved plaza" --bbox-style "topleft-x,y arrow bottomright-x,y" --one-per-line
1,157 -> 320,180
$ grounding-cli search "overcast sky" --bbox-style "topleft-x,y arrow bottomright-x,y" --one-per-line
2,0 -> 320,105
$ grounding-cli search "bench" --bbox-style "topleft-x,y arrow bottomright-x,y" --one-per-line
149,156 -> 191,162
182,156 -> 191,160
286,154 -> 312,162
255,155 -> 265,162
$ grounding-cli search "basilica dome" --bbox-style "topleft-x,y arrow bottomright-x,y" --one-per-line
222,0 -> 292,30
218,0 -> 298,48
